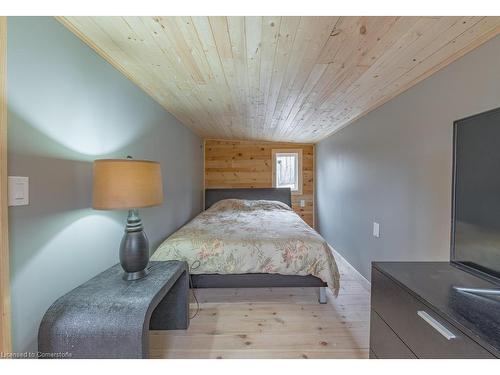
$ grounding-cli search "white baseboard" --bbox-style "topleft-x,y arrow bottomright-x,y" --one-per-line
327,244 -> 371,293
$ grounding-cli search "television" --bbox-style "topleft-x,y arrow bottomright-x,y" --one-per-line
451,106 -> 500,283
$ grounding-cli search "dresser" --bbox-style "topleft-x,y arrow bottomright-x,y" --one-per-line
370,262 -> 500,359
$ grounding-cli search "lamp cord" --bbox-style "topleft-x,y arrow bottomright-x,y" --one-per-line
188,260 -> 201,320
146,260 -> 201,320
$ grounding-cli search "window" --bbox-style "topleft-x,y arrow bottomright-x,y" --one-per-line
272,149 -> 303,195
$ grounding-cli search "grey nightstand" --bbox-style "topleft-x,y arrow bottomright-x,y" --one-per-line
38,261 -> 189,359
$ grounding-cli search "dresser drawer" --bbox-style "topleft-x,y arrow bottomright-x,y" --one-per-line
371,268 -> 494,359
370,310 -> 416,359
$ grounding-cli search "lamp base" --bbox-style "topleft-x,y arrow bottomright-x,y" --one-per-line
119,209 -> 150,281
122,269 -> 148,281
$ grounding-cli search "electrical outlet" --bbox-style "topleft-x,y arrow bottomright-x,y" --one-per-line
300,199 -> 306,207
373,222 -> 380,238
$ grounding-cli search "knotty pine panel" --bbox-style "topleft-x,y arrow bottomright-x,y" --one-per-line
60,16 -> 500,142
204,139 -> 315,227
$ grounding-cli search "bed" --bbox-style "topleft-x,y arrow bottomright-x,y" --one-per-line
150,188 -> 340,303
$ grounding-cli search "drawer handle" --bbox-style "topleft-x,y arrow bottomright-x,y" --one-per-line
417,311 -> 456,340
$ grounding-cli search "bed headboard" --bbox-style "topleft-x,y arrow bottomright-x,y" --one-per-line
204,188 -> 292,210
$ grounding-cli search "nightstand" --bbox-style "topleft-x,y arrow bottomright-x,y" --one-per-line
38,261 -> 189,359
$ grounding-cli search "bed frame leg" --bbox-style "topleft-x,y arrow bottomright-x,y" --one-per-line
318,287 -> 327,304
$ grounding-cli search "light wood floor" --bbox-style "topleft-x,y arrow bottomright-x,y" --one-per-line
149,253 -> 371,359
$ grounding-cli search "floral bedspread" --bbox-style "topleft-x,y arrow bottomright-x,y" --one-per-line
151,199 -> 340,295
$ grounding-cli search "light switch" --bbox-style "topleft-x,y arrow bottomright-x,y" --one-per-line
373,222 -> 380,238
300,199 -> 306,208
8,176 -> 29,206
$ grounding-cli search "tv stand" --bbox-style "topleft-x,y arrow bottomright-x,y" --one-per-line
370,262 -> 500,358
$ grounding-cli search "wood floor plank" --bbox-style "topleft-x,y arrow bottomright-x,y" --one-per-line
150,349 -> 370,359
148,252 -> 371,359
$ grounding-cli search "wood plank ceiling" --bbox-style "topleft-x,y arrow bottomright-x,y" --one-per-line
58,17 -> 500,143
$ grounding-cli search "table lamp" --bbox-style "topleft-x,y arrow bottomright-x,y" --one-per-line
92,158 -> 163,281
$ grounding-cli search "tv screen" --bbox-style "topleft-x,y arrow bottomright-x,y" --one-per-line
452,107 -> 500,281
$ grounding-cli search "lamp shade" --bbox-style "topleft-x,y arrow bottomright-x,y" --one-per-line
93,159 -> 163,210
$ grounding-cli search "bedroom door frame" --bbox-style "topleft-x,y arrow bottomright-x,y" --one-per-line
0,16 -> 11,353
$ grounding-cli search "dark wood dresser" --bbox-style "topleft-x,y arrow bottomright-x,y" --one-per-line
370,262 -> 500,359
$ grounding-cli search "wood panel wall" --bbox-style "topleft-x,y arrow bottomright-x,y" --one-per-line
0,17 -> 11,353
204,139 -> 315,227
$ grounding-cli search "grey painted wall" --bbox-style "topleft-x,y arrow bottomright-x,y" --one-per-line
316,35 -> 500,281
7,17 -> 203,352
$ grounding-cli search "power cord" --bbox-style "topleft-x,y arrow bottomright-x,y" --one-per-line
146,260 -> 201,320
188,260 -> 201,320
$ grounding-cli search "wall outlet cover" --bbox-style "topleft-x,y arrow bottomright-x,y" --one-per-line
373,222 -> 380,238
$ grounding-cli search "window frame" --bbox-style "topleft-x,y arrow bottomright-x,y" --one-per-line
271,149 -> 303,195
